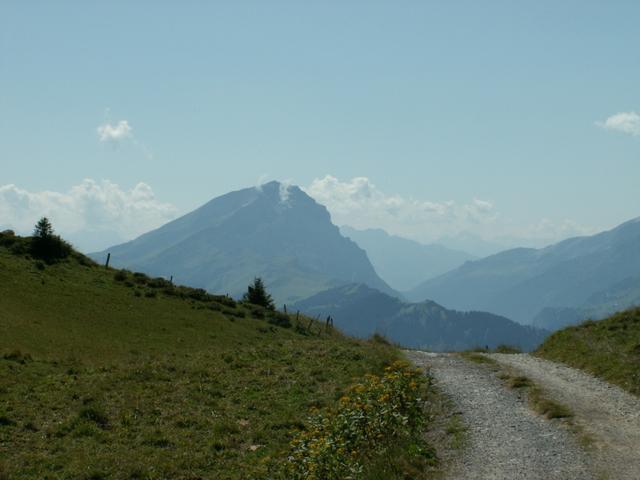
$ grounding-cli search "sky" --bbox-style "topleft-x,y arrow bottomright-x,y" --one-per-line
1,1 -> 639,253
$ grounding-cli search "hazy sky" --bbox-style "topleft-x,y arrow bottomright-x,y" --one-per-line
1,1 -> 639,252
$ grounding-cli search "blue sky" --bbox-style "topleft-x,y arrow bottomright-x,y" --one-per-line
1,1 -> 639,252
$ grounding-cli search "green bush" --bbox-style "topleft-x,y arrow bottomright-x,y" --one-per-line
74,253 -> 95,267
133,272 -> 149,285
211,294 -> 236,308
248,305 -> 266,319
148,277 -> 171,289
78,407 -> 109,429
0,230 -> 17,247
494,344 -> 521,354
114,270 -> 128,282
187,288 -> 209,302
284,361 -> 426,479
267,311 -> 292,329
2,350 -> 32,364
371,333 -> 391,345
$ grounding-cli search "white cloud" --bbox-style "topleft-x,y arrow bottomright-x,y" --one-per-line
255,174 -> 270,192
278,181 -> 293,204
304,175 -> 592,248
597,111 -> 640,136
97,120 -> 133,143
304,175 -> 497,242
0,179 -> 178,252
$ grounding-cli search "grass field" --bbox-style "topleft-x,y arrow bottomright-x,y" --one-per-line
0,236 -> 405,479
536,308 -> 640,396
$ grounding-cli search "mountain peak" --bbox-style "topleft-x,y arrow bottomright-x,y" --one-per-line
92,182 -> 397,304
252,181 -> 323,211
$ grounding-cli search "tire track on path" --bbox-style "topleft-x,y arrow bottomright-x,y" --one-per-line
407,351 -> 596,480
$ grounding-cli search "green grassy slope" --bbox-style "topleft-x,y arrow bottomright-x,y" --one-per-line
536,307 -> 640,396
0,236 -> 397,479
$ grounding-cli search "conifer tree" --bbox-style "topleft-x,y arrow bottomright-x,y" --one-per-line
31,217 -> 71,262
33,217 -> 53,239
243,277 -> 275,310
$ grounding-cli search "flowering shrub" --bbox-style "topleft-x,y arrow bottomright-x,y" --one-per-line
285,360 -> 426,479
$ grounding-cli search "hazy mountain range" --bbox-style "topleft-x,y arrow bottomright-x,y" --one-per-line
433,232 -> 509,258
531,273 -> 640,331
93,180 -> 640,335
407,217 -> 640,328
292,283 -> 547,351
92,181 -> 397,304
340,226 -> 475,291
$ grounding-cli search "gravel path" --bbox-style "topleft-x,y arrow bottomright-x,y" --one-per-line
406,351 -> 596,480
490,353 -> 640,480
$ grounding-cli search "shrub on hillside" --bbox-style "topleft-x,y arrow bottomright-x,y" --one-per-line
247,304 -> 266,319
267,310 -> 292,328
133,272 -> 149,285
186,288 -> 209,302
74,253 -> 96,267
0,230 -> 16,247
0,230 -> 31,255
114,270 -> 128,282
211,294 -> 236,308
148,277 -> 171,289
371,333 -> 391,345
284,361 -> 427,479
494,344 -> 521,354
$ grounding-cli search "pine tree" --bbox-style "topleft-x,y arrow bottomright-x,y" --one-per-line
33,217 -> 53,239
31,217 -> 71,262
243,277 -> 275,310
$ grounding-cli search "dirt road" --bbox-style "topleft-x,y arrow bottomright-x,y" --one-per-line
407,351 -> 616,479
490,353 -> 640,480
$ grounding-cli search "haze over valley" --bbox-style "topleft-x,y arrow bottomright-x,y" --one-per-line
88,180 -> 640,343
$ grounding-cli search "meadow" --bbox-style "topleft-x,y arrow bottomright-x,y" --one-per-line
537,307 -> 640,396
0,234 -> 418,479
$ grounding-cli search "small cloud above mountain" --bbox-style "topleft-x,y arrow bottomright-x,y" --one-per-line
97,120 -> 133,143
278,181 -> 293,205
597,111 -> 640,136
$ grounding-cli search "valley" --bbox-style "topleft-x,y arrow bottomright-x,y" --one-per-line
2,223 -> 640,479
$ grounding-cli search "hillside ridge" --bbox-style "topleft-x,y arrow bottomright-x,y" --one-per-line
293,283 -> 548,351
407,216 -> 640,326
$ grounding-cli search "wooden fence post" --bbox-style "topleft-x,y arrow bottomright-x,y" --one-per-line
105,252 -> 111,268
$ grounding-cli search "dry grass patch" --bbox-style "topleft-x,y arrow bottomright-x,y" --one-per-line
528,387 -> 573,419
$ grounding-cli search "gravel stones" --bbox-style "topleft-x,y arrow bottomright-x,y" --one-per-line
407,352 -> 596,480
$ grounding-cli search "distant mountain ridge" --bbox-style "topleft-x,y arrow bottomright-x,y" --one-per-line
292,283 -> 548,351
407,217 -> 640,327
92,181 -> 397,304
340,226 -> 475,291
531,273 -> 640,331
